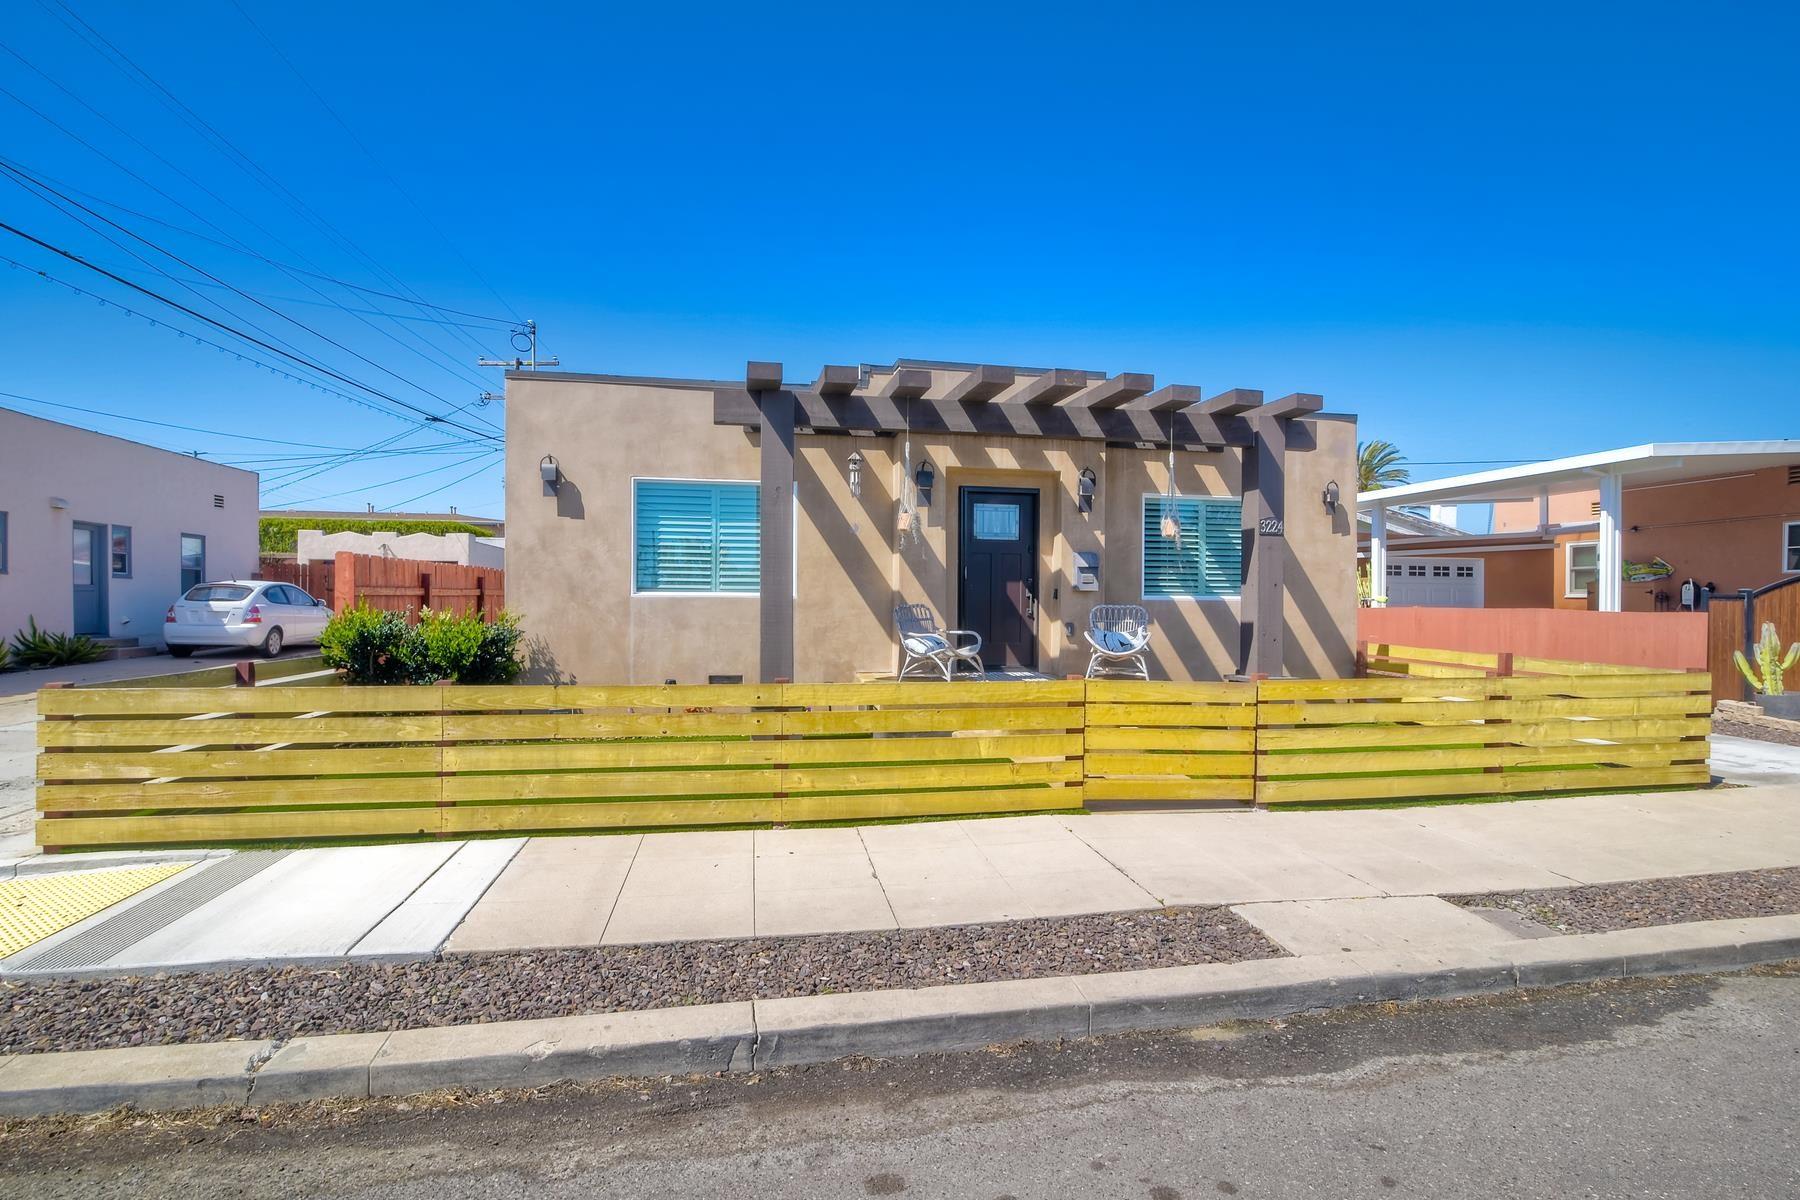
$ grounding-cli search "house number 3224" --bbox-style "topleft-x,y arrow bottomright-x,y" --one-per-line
1257,517 -> 1285,537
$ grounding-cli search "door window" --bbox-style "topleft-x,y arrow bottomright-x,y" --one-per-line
72,526 -> 94,585
971,502 -> 1021,541
111,526 -> 132,577
1566,542 -> 1599,597
180,534 -> 206,592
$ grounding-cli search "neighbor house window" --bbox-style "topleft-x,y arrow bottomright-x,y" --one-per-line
1786,521 -> 1800,573
179,533 -> 206,592
1566,541 -> 1599,597
633,480 -> 760,593
0,510 -> 7,573
111,525 -> 131,577
1142,496 -> 1243,599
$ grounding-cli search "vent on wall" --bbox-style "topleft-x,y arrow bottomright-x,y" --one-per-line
1789,465 -> 1800,485
1589,501 -> 1601,516
213,494 -> 224,508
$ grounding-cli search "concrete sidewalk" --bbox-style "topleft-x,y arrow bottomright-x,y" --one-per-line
4,784 -> 1798,976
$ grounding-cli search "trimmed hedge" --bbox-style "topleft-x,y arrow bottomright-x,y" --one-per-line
259,517 -> 493,554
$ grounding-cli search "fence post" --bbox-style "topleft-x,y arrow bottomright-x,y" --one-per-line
419,569 -> 432,614
1485,652 -> 1514,781
333,551 -> 356,615
476,575 -> 487,621
1738,587 -> 1757,702
234,660 -> 257,687
1354,640 -> 1369,677
434,678 -> 454,837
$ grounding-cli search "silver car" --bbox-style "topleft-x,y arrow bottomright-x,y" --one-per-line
163,580 -> 330,658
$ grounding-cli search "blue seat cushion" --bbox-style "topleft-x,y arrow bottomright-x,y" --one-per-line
1093,629 -> 1137,654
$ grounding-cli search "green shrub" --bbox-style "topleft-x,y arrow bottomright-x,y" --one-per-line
9,617 -> 107,668
259,517 -> 493,554
320,604 -> 523,685
317,604 -> 427,685
0,641 -> 11,671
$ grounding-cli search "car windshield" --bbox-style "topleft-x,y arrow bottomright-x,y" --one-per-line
183,585 -> 252,602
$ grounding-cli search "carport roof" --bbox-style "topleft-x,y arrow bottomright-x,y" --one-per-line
1359,440 -> 1800,508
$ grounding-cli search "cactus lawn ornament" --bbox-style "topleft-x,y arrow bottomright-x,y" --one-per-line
1734,622 -> 1800,720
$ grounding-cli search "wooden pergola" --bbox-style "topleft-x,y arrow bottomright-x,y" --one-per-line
714,361 -> 1324,684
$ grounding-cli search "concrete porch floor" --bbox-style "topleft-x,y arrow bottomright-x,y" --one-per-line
4,783 -> 1799,977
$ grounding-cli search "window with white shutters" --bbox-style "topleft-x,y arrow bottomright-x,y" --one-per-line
1142,495 -> 1243,598
633,480 -> 761,594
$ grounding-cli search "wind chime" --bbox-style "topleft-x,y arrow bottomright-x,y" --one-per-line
1159,406 -> 1182,545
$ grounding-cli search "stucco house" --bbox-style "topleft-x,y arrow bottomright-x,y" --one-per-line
1358,441 -> 1800,611
0,406 -> 259,648
505,359 -> 1358,684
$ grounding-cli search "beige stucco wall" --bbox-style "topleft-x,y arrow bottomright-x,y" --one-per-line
0,407 -> 260,643
505,377 -> 1357,684
296,529 -> 504,569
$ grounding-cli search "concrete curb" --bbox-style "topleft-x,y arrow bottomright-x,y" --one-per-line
4,913 -> 1799,1117
0,849 -> 227,881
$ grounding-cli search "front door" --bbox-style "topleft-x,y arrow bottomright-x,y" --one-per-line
958,488 -> 1039,670
72,522 -> 107,636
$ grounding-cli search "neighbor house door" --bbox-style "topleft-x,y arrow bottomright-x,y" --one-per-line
71,521 -> 107,636
957,487 -> 1039,670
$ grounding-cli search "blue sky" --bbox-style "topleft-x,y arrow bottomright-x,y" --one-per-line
2,1 -> 1795,519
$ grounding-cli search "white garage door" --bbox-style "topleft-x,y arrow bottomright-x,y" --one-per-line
1384,557 -> 1484,608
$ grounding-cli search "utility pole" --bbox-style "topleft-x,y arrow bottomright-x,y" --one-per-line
478,319 -> 558,371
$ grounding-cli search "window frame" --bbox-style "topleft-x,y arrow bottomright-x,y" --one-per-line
110,524 -> 132,578
1139,493 -> 1244,602
630,477 -> 764,597
179,532 -> 206,593
1784,520 -> 1800,574
1565,539 -> 1599,598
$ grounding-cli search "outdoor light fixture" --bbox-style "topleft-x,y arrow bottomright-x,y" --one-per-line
914,459 -> 935,506
847,448 -> 864,498
1077,467 -> 1097,514
539,455 -> 561,494
1322,479 -> 1340,514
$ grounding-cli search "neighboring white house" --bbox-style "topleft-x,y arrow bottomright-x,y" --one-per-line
0,406 -> 259,646
294,529 -> 505,569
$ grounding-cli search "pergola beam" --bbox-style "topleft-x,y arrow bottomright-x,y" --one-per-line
943,364 -> 1016,404
876,368 -> 933,400
1009,369 -> 1087,407
713,387 -> 1256,447
1073,372 -> 1154,410
1261,392 -> 1324,420
815,364 -> 859,396
1141,384 -> 1202,413
1196,388 -> 1263,417
745,361 -> 794,684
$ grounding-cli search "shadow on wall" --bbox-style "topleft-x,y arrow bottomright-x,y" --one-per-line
522,634 -> 574,684
553,474 -> 585,521
1285,521 -> 1356,678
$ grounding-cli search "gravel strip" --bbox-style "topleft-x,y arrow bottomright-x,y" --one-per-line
0,905 -> 1278,1055
1712,701 -> 1800,748
1452,865 -> 1800,934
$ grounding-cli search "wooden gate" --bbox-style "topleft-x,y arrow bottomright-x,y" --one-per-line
1706,576 -> 1800,702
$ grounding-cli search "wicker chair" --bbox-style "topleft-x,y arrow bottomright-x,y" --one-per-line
1085,604 -> 1153,679
894,603 -> 985,680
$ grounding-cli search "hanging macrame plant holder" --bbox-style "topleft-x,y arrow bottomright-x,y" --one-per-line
897,398 -> 923,549
1158,409 -> 1182,544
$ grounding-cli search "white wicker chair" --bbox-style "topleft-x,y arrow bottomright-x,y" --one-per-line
1085,604 -> 1152,679
894,603 -> 985,680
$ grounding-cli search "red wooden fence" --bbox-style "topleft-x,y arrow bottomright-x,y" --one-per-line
1357,607 -> 1707,671
256,553 -> 504,621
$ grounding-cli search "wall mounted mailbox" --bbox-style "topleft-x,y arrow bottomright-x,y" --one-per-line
1073,550 -> 1100,591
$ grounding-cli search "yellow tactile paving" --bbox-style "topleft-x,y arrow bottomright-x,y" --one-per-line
0,863 -> 191,959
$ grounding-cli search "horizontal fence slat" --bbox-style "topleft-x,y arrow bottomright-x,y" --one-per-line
39,686 -> 441,717
1085,777 -> 1256,802
1085,752 -> 1257,778
1366,643 -> 1501,669
38,716 -> 445,748
1258,763 -> 1711,805
38,746 -> 440,781
39,777 -> 444,812
1083,680 -> 1254,704
1258,678 -> 1502,702
1258,716 -> 1710,752
1260,741 -> 1704,777
1083,727 -> 1257,753
444,733 -> 1083,773
1085,703 -> 1256,728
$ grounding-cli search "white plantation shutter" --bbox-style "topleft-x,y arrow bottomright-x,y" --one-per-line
634,480 -> 761,593
1142,495 -> 1243,598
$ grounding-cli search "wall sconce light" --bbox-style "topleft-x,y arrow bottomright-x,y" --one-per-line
847,449 -> 864,498
539,455 -> 561,494
1077,467 -> 1097,514
1321,479 -> 1340,514
914,459 -> 934,506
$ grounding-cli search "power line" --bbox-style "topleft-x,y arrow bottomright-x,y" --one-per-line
264,448 -> 501,508
385,455 -> 505,510
224,0 -> 522,326
0,42 -> 508,386
0,388 -> 445,451
0,220 -> 501,443
0,157 -> 499,433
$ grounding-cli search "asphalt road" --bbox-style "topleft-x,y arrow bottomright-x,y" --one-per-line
4,968 -> 1797,1199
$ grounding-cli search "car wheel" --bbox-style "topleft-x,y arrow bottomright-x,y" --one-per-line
168,645 -> 195,658
262,627 -> 284,658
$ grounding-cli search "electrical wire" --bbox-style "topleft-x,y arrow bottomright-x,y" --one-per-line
384,455 -> 505,510
264,448 -> 500,508
0,220 -> 500,443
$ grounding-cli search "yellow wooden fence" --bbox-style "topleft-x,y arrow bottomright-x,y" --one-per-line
34,658 -> 1714,848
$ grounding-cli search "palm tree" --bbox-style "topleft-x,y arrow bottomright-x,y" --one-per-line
1358,440 -> 1410,493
